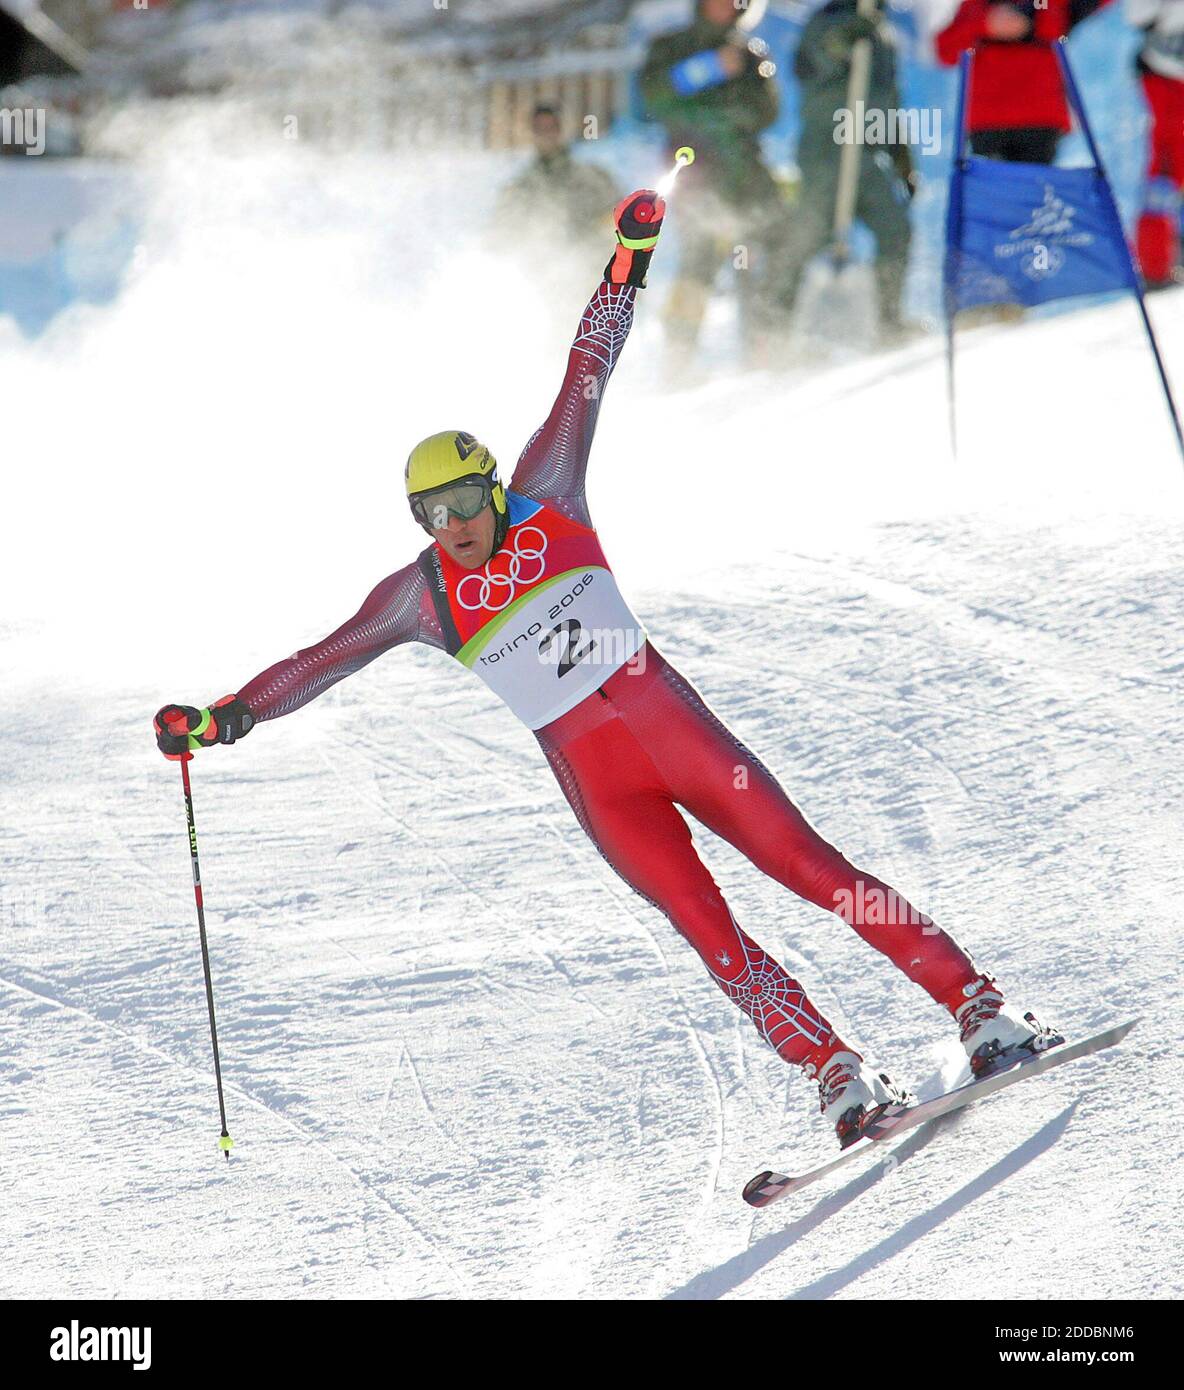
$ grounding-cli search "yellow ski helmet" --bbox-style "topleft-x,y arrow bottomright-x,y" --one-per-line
405,431 -> 507,538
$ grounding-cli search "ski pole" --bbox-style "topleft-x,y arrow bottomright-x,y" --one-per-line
831,0 -> 878,267
178,751 -> 234,1161
656,145 -> 695,199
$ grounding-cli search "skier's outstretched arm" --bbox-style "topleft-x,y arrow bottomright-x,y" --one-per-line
153,561 -> 430,757
510,190 -> 664,519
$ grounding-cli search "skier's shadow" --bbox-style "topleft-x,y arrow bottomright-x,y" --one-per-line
666,1102 -> 1078,1301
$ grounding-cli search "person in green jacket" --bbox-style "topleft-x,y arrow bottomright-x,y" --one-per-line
640,0 -> 789,374
782,0 -> 916,343
492,104 -> 621,348
494,104 -> 620,253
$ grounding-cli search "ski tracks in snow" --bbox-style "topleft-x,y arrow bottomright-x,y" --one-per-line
0,962 -> 470,1298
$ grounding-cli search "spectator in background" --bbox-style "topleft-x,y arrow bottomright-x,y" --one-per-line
934,1 -> 1074,164
781,0 -> 917,345
493,104 -> 619,262
492,104 -> 620,346
1128,0 -> 1184,289
640,0 -> 785,377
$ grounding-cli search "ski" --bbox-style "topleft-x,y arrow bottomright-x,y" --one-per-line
743,1018 -> 1139,1209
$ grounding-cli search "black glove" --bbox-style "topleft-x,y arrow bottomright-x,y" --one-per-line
154,695 -> 256,760
604,190 -> 666,288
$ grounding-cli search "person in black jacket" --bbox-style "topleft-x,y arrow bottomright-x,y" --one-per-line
778,0 -> 915,342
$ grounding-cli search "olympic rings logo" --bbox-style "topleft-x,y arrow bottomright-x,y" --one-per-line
456,526 -> 548,611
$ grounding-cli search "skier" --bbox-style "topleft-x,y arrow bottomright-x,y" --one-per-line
154,191 -> 1061,1150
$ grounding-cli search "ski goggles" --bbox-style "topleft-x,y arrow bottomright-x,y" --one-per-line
409,475 -> 495,530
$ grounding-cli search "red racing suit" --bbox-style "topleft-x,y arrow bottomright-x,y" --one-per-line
237,278 -> 981,1073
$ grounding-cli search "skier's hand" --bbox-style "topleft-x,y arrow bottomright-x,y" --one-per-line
605,190 -> 666,288
154,695 -> 256,760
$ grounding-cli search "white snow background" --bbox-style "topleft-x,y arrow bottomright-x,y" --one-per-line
1,120 -> 1181,1300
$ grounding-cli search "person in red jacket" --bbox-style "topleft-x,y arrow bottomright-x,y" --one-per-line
1129,0 -> 1184,288
934,0 -> 1073,163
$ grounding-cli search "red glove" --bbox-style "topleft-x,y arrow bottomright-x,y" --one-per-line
605,190 -> 666,288
154,695 -> 256,761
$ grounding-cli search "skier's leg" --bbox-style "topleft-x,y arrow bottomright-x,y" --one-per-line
536,712 -> 847,1068
618,653 -> 980,1016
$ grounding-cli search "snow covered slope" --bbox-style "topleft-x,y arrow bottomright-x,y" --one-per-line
1,143 -> 1181,1300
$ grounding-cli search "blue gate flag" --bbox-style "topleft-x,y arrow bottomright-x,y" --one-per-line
946,160 -> 1137,311
944,40 -> 1183,466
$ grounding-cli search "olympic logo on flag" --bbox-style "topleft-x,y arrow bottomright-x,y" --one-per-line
457,526 -> 548,611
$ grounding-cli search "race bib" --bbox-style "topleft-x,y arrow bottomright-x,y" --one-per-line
419,493 -> 647,729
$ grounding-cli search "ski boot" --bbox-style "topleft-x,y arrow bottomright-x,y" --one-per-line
812,1051 -> 915,1150
954,976 -> 1065,1079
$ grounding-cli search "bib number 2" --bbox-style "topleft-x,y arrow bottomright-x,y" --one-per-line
540,619 -> 595,677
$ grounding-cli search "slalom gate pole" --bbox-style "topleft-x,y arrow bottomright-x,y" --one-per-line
179,752 -> 234,1160
1053,39 -> 1184,467
943,48 -> 973,460
1129,279 -> 1184,466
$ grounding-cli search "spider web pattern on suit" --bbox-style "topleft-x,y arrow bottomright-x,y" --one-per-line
707,914 -> 832,1061
511,281 -> 637,528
